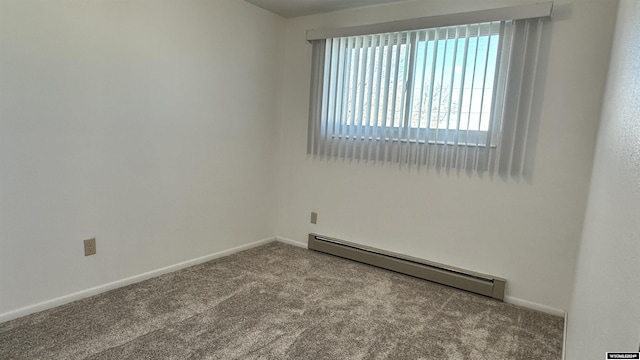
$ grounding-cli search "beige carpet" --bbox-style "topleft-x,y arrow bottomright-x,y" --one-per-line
0,242 -> 564,359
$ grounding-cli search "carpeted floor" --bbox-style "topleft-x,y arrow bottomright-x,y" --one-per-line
0,242 -> 564,359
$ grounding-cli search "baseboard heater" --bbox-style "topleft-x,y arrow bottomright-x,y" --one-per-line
308,234 -> 506,301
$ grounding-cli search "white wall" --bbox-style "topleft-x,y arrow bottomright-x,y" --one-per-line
276,0 -> 617,313
566,0 -> 640,357
0,0 -> 282,316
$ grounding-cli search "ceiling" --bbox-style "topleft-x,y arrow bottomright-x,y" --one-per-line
244,0 -> 411,18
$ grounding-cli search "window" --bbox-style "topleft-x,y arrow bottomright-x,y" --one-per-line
307,5 -> 550,179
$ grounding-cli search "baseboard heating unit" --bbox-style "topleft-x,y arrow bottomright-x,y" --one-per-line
308,233 -> 506,301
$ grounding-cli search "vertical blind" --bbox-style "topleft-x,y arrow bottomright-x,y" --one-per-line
307,16 -> 547,179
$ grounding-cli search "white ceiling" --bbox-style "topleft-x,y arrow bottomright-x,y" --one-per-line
244,0 -> 411,18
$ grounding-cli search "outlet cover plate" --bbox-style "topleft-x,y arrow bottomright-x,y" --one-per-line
84,238 -> 96,256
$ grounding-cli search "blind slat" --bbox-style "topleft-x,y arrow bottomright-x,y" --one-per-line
388,33 -> 404,164
323,39 -> 339,158
362,36 -> 375,162
329,38 -> 345,158
422,28 -> 439,167
453,25 -> 471,170
433,28 -> 447,169
307,40 -> 322,155
413,30 -> 428,167
482,21 -> 506,173
516,18 -> 543,178
498,20 -> 528,179
355,35 -> 370,161
490,21 -> 515,175
463,24 -> 482,175
402,33 -> 419,166
398,32 -> 414,165
370,34 -> 385,162
318,41 -> 332,157
338,37 -> 354,159
347,36 -> 362,159
378,33 -> 394,163
442,26 -> 460,171
510,20 -> 532,177
522,18 -> 545,180
472,22 -> 495,172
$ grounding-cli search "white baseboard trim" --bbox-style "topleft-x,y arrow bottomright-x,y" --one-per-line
275,236 -> 308,248
0,237 -> 276,324
504,296 -> 566,317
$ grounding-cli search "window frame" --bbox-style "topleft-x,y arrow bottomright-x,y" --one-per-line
319,22 -> 504,148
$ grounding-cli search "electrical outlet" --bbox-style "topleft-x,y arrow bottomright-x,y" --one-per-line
84,238 -> 96,256
310,212 -> 318,224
